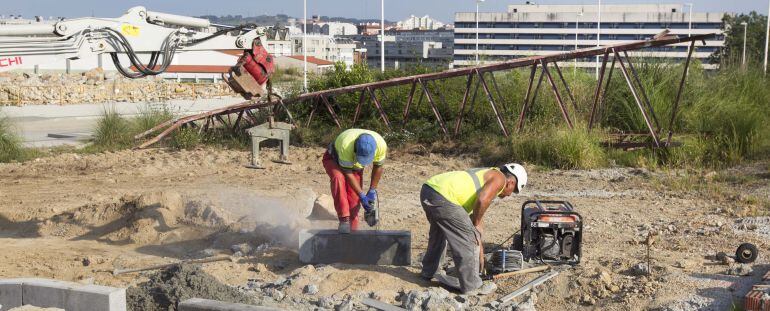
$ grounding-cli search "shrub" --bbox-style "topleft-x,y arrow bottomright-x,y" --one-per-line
170,127 -> 202,150
0,114 -> 25,162
502,126 -> 607,169
92,107 -> 133,150
685,68 -> 769,166
133,104 -> 175,135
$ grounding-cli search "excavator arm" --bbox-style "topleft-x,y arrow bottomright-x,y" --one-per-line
0,6 -> 276,98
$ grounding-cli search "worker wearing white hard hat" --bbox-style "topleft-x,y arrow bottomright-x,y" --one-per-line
419,163 -> 527,295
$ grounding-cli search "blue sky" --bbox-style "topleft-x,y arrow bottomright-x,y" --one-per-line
1,0 -> 766,23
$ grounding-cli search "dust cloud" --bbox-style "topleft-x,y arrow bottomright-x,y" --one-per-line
202,186 -> 318,248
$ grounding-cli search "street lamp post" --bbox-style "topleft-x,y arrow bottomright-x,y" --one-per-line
380,0 -> 385,72
686,3 -> 693,55
303,0 -> 307,92
765,0 -> 770,75
595,0 -> 601,80
476,0 -> 484,65
741,22 -> 748,68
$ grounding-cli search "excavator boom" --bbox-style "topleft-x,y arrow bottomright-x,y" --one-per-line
0,6 -> 276,98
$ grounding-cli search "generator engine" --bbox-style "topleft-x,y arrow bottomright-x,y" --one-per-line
517,200 -> 582,265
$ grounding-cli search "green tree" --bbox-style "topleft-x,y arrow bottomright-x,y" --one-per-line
714,12 -> 768,68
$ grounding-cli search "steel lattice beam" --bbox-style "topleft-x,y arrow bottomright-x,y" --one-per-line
136,33 -> 713,149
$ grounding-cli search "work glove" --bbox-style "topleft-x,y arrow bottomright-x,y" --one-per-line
365,189 -> 378,204
359,192 -> 372,212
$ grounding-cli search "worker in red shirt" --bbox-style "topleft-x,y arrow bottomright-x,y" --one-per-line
322,129 -> 388,233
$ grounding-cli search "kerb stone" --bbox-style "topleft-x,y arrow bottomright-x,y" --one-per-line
179,298 -> 282,311
299,229 -> 411,266
0,279 -> 22,310
21,278 -> 126,311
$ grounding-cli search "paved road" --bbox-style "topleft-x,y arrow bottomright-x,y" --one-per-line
2,97 -> 245,147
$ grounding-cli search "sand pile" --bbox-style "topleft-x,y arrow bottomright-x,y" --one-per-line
37,190 -> 232,245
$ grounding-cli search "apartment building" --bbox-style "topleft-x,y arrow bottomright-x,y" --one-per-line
453,3 -> 726,68
292,34 -> 358,68
343,29 -> 454,69
397,15 -> 445,30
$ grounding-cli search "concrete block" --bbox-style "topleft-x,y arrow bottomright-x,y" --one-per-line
0,279 -> 23,310
299,229 -> 411,266
179,298 -> 282,311
21,278 -> 126,311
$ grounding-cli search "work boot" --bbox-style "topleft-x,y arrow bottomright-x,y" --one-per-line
467,281 -> 497,296
338,221 -> 351,234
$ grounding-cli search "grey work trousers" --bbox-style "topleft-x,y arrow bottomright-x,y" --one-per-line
419,184 -> 482,293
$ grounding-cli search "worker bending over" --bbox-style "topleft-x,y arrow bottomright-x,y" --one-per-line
322,129 -> 387,234
420,163 -> 528,295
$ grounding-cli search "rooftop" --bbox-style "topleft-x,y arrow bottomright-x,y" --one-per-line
286,55 -> 334,66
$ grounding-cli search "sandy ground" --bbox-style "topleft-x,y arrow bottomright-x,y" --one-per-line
0,145 -> 768,310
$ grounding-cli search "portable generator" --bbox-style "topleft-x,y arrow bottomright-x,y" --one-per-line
516,200 -> 583,265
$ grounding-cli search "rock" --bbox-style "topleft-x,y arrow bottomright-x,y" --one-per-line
335,298 -> 354,311
631,263 -> 649,276
516,293 -> 537,311
304,284 -> 319,295
424,296 -> 458,310
232,251 -> 244,258
485,301 -> 501,309
317,296 -> 336,309
198,248 -> 217,257
250,263 -> 268,272
596,270 -> 613,287
246,279 -> 262,290
82,67 -> 105,83
254,242 -> 270,253
264,287 -> 285,301
230,243 -> 253,255
309,194 -> 337,220
674,260 -> 696,270
580,294 -> 596,305
726,264 -> 753,276
401,290 -> 427,310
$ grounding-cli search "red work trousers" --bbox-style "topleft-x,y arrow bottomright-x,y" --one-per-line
322,151 -> 364,230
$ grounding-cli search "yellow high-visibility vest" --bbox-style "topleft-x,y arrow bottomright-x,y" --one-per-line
331,129 -> 387,170
425,168 -> 504,214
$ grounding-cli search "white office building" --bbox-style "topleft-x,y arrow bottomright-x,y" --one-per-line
453,3 -> 726,68
321,22 -> 358,36
397,15 -> 445,30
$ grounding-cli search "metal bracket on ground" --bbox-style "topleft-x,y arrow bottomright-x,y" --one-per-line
245,120 -> 293,169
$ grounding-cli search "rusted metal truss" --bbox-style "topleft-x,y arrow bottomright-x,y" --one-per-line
137,33 -> 714,149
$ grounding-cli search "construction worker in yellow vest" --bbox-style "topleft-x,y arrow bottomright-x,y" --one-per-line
322,129 -> 387,233
419,163 -> 528,295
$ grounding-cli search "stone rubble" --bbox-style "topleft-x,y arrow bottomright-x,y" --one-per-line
0,71 -> 234,105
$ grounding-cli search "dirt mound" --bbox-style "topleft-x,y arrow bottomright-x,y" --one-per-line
126,264 -> 254,311
37,191 -> 233,245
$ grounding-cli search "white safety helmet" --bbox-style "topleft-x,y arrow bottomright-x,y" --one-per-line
501,163 -> 527,193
